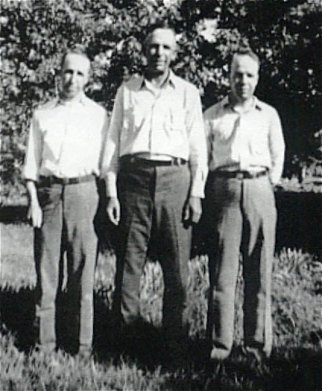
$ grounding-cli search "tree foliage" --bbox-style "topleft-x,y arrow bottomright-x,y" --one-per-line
1,0 -> 321,201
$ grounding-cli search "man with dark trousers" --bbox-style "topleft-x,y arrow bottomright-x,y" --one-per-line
24,47 -> 108,358
102,25 -> 208,364
204,45 -> 285,362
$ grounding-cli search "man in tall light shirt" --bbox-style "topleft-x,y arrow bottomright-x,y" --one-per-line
102,24 -> 208,363
204,46 -> 285,362
24,47 -> 108,357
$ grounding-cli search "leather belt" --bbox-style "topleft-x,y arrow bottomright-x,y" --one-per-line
39,174 -> 95,186
212,169 -> 268,179
120,155 -> 187,167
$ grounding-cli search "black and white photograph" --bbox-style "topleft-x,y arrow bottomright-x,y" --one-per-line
1,1 -> 321,390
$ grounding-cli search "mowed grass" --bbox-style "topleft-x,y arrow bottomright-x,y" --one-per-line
1,223 -> 322,391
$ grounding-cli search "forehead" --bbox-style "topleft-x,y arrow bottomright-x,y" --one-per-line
62,53 -> 90,73
147,28 -> 176,48
231,54 -> 259,74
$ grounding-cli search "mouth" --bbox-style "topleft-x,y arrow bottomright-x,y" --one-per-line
152,61 -> 164,67
65,86 -> 77,92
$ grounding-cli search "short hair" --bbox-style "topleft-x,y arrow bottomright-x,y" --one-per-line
230,44 -> 260,69
60,45 -> 90,69
143,22 -> 177,49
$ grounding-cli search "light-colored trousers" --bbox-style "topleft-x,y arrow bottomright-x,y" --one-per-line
34,180 -> 98,352
205,174 -> 276,357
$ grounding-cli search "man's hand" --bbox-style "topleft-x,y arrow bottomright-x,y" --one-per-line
183,196 -> 202,224
26,180 -> 42,228
106,197 -> 120,225
28,201 -> 43,228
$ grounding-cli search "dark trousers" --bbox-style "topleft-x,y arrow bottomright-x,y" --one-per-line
114,161 -> 191,343
206,174 -> 276,357
34,181 -> 98,351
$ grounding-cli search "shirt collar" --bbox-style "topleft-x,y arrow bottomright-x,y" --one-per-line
133,70 -> 178,91
56,91 -> 88,107
222,95 -> 263,111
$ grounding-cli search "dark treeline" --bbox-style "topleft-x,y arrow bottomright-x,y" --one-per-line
1,0 -> 321,201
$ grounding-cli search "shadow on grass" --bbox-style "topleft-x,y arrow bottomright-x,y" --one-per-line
0,285 -> 117,353
162,345 -> 322,391
1,286 -> 321,388
0,285 -> 173,369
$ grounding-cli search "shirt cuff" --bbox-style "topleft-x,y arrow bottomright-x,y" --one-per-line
23,170 -> 39,182
270,169 -> 282,186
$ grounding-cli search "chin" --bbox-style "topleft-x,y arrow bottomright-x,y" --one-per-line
150,68 -> 165,76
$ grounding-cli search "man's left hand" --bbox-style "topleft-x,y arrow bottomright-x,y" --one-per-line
184,196 -> 202,224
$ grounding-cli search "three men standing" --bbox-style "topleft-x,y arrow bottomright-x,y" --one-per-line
24,48 -> 108,356
204,47 -> 285,361
24,30 -> 284,365
102,25 -> 208,360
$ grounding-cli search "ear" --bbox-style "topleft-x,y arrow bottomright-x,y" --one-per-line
141,54 -> 148,67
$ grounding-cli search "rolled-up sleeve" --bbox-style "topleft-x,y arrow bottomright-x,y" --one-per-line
186,86 -> 208,198
101,86 -> 124,198
269,108 -> 285,185
23,112 -> 43,182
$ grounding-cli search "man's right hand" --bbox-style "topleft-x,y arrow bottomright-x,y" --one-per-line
28,201 -> 43,228
26,180 -> 43,228
106,197 -> 120,225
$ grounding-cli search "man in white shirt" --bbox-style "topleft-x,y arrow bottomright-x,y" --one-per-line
102,24 -> 208,364
24,47 -> 108,357
204,46 -> 285,362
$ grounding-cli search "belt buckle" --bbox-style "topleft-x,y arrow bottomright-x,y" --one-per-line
236,172 -> 244,180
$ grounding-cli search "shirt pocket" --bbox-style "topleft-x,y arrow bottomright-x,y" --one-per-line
209,118 -> 237,142
37,185 -> 62,210
42,120 -> 64,159
123,101 -> 147,134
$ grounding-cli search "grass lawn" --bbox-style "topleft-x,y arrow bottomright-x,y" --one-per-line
1,223 -> 322,391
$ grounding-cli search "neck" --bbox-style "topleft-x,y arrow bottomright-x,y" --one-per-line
60,91 -> 84,103
145,70 -> 170,88
229,94 -> 254,112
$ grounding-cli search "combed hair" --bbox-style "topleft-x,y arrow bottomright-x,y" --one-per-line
60,45 -> 90,68
143,22 -> 177,48
231,44 -> 260,67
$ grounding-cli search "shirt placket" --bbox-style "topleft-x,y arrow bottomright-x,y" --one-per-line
57,105 -> 72,177
149,89 -> 162,154
237,115 -> 247,170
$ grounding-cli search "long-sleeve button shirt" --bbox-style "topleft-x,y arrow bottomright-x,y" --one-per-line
23,94 -> 109,181
102,71 -> 208,198
204,96 -> 285,184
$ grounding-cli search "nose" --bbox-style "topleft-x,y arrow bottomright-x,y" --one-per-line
70,72 -> 77,83
156,45 -> 163,56
240,74 -> 247,84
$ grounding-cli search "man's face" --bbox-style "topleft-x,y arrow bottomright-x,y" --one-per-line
230,54 -> 259,102
145,28 -> 177,76
60,53 -> 90,100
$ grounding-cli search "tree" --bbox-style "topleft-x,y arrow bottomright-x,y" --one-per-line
1,0 -> 321,202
